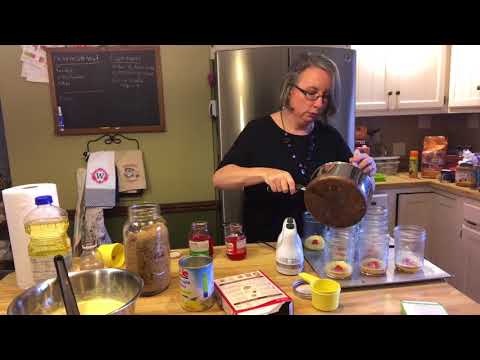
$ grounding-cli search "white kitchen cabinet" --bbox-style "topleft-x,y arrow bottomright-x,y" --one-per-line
429,193 -> 463,290
462,225 -> 480,302
448,45 -> 480,108
352,45 -> 447,114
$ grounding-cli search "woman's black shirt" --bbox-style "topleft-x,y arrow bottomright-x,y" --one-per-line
218,115 -> 352,242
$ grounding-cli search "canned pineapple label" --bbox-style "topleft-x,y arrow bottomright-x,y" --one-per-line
179,256 -> 214,311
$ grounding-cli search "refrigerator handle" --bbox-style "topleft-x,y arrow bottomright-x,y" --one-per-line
209,100 -> 218,118
387,91 -> 393,110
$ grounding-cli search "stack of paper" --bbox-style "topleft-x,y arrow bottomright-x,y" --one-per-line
19,45 -> 101,83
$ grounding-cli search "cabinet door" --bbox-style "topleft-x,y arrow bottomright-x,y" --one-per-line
463,225 -> 480,302
397,193 -> 433,260
352,45 -> 390,111
388,45 -> 447,110
429,193 -> 463,290
448,45 -> 480,108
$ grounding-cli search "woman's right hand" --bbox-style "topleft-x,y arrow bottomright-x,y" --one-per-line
262,168 -> 297,195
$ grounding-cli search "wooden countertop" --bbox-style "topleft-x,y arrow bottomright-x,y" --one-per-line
1,243 -> 479,315
376,173 -> 480,201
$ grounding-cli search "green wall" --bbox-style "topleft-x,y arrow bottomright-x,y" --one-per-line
0,45 -> 221,248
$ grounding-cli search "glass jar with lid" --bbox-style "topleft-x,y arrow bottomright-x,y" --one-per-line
394,225 -> 426,273
123,203 -> 171,296
323,225 -> 357,279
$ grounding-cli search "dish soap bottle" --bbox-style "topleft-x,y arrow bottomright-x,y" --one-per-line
24,195 -> 72,284
276,217 -> 304,275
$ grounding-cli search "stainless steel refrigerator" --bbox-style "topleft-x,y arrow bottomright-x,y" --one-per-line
211,46 -> 356,228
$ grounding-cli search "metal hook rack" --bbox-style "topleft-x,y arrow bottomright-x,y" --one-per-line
83,133 -> 140,161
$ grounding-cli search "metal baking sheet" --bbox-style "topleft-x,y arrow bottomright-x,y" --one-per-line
303,247 -> 451,289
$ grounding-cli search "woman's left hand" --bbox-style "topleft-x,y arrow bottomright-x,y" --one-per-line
349,152 -> 377,176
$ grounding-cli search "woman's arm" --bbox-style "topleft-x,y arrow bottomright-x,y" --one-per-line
212,164 -> 297,194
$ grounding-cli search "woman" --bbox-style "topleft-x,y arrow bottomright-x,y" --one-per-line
213,52 -> 376,242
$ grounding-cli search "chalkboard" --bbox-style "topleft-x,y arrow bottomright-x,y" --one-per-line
46,46 -> 165,135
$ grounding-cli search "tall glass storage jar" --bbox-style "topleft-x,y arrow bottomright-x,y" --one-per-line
323,226 -> 357,279
394,225 -> 426,273
123,203 -> 171,296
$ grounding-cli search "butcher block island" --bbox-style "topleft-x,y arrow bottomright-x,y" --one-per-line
1,243 -> 479,315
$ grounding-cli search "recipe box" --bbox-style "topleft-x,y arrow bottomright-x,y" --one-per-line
214,270 -> 293,315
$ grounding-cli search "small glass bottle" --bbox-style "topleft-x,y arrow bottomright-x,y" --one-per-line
123,203 -> 171,296
189,221 -> 214,257
394,225 -> 426,273
224,223 -> 247,260
323,226 -> 356,279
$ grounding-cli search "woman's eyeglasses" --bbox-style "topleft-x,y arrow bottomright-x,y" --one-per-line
293,85 -> 329,102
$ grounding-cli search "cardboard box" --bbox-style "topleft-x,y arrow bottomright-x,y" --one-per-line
214,270 -> 293,315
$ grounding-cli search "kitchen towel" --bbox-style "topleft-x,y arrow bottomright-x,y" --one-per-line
2,183 -> 59,289
85,151 -> 116,209
115,150 -> 147,193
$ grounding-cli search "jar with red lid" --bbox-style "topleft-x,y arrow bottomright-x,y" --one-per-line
189,221 -> 214,257
224,223 -> 247,260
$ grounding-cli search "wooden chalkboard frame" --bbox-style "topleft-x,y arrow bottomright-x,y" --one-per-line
46,46 -> 166,135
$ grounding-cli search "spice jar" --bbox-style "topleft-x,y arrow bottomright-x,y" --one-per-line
189,221 -> 214,257
224,223 -> 247,260
123,203 -> 171,296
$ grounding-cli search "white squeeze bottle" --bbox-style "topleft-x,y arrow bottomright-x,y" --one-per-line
24,195 -> 72,283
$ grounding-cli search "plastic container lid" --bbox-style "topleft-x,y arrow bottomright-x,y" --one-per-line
292,279 -> 312,299
35,195 -> 53,205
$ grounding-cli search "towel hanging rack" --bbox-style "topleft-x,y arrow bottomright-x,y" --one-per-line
83,133 -> 140,161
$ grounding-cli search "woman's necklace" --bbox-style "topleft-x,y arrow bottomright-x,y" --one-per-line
280,111 -> 316,181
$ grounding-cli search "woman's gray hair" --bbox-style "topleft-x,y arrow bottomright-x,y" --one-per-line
279,52 -> 341,121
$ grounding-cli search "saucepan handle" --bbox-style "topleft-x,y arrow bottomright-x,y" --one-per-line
266,184 -> 306,193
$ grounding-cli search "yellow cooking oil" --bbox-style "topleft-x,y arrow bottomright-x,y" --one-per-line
26,218 -> 72,282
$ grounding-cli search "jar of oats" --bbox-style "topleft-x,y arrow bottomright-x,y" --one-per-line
123,203 -> 171,296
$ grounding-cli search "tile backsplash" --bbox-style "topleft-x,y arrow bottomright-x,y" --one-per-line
356,112 -> 480,171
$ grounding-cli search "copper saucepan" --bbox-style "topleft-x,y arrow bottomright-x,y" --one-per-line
267,161 -> 375,228
304,162 -> 375,228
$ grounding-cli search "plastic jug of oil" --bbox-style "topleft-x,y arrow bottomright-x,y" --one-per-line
24,195 -> 72,283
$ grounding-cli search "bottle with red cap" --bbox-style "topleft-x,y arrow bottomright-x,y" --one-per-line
409,150 -> 419,178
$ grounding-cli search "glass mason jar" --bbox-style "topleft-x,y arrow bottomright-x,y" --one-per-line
323,226 -> 356,279
394,225 -> 426,273
302,211 -> 326,251
359,206 -> 388,235
123,203 -> 171,296
358,206 -> 389,276
224,222 -> 247,260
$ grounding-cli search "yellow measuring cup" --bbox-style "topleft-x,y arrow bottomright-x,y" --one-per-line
96,243 -> 125,268
299,272 -> 341,312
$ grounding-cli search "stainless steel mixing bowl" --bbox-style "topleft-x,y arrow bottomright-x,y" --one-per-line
7,268 -> 144,315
